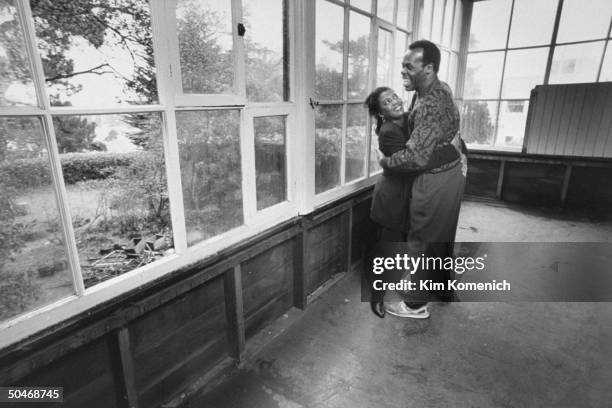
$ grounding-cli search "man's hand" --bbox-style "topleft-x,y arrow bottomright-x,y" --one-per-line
377,149 -> 388,168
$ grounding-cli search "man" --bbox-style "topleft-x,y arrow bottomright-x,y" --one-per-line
381,40 -> 466,318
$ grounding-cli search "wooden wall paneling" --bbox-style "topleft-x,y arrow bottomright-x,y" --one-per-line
465,159 -> 500,198
292,228 -> 307,310
582,84 -> 609,157
130,275 -> 228,408
305,213 -> 349,295
108,328 -> 139,408
552,85 -> 577,155
595,87 -> 612,157
350,199 -> 374,264
563,85 -> 587,156
547,85 -> 567,155
538,85 -> 560,154
224,265 -> 245,361
241,240 -> 294,340
501,162 -> 566,206
571,84 -> 597,156
15,337 -> 118,408
495,160 -> 506,200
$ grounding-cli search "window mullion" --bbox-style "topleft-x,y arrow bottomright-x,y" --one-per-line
19,0 -> 85,296
543,0 -> 565,85
150,0 -> 188,253
241,111 -> 257,224
233,0 -> 246,99
340,5 -> 350,186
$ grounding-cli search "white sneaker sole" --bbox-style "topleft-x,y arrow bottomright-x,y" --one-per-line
386,307 -> 430,319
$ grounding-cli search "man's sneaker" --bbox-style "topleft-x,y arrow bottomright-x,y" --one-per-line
384,302 -> 430,319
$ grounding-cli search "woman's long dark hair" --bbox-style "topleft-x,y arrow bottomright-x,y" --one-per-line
364,86 -> 392,135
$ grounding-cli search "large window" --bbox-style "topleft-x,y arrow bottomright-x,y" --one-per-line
0,0 -> 294,334
461,0 -> 612,149
314,0 -> 414,198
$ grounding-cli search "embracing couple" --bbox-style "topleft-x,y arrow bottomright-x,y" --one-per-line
365,40 -> 467,319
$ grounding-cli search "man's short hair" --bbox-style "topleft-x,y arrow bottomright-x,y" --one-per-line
409,40 -> 441,73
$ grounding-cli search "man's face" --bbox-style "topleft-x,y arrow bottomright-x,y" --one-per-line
401,49 -> 429,91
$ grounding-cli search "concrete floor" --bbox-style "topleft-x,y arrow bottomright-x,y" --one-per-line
187,201 -> 612,408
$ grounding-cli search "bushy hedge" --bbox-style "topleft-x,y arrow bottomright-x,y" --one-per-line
0,152 -> 143,189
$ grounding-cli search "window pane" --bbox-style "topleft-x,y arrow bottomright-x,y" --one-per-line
442,0 -> 455,47
254,116 -> 286,210
176,110 -> 243,245
447,52 -> 458,93
393,31 -> 409,97
439,50 -> 450,83
468,0 -> 511,51
376,29 -> 393,87
0,0 -> 37,107
502,47 -> 548,99
315,105 -> 342,194
53,113 -> 173,287
177,0 -> 234,95
397,0 -> 412,30
346,104 -> 367,182
0,116 -> 72,321
351,0 -> 371,12
451,0 -> 462,51
32,0 -> 157,107
496,100 -> 528,147
348,12 -> 370,100
600,43 -> 612,82
244,0 -> 289,102
549,42 -> 605,84
508,0 -> 557,48
431,0 -> 444,44
369,128 -> 381,174
460,101 -> 498,145
557,0 -> 612,43
316,0 -> 344,100
420,0 -> 433,39
377,0 -> 394,22
464,52 -> 504,99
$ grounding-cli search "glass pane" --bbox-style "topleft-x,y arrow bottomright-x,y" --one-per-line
502,48 -> 548,99
442,0 -> 455,47
508,0 -> 557,48
0,0 -> 37,107
369,127 -> 381,174
316,0 -> 344,100
431,0 -> 444,44
439,50 -> 450,82
468,0 -> 511,51
176,110 -> 243,245
376,29 -> 393,87
460,101 -> 498,146
177,0 -> 234,95
244,0 -> 289,102
348,12 -> 370,100
53,113 -> 173,287
254,116 -> 286,210
420,0 -> 433,39
31,0 -> 157,107
557,0 -> 612,43
315,105 -> 342,194
377,0 -> 394,22
451,0 -> 462,51
0,116 -> 72,321
351,0 -> 371,12
397,0 -> 412,30
447,52 -> 458,93
393,31 -> 409,97
600,43 -> 612,82
549,42 -> 605,84
346,104 -> 367,182
464,52 -> 504,99
496,100 -> 528,147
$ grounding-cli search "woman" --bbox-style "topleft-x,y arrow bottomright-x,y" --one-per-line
364,87 -> 459,318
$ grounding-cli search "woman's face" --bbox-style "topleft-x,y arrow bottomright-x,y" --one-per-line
377,89 -> 404,121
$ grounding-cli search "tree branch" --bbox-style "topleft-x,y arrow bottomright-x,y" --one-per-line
45,63 -> 112,82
